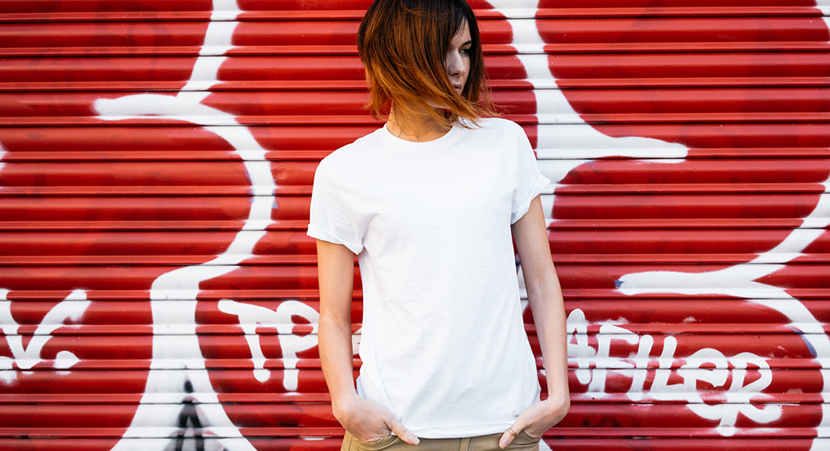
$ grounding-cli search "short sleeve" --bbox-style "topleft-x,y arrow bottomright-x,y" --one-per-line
307,159 -> 364,254
510,127 -> 551,224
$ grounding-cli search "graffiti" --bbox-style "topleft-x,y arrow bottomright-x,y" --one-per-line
490,0 -> 830,446
0,289 -> 90,382
218,299 -> 320,390
93,0 -> 276,449
489,0 -> 689,223
613,129 -> 830,441
175,379 -> 206,451
617,240 -> 830,441
1,0 -> 830,449
567,308 -> 781,436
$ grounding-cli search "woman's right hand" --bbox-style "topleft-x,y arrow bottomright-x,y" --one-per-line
334,394 -> 420,445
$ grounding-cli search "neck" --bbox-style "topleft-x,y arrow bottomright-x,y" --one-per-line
386,107 -> 451,143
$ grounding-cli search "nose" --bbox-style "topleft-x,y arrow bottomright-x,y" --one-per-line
446,50 -> 464,77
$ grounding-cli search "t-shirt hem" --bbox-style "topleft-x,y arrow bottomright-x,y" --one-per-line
307,224 -> 363,254
406,422 -> 514,439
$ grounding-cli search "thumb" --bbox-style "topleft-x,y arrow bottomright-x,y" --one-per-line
499,424 -> 521,449
387,416 -> 420,445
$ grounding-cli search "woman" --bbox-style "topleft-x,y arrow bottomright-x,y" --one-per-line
307,0 -> 569,450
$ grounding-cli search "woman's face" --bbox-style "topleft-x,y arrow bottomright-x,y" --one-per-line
423,20 -> 472,112
446,21 -> 472,96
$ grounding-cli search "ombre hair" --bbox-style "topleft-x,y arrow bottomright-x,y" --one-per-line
357,0 -> 495,128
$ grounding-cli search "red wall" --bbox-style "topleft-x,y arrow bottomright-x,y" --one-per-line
1,1 -> 829,450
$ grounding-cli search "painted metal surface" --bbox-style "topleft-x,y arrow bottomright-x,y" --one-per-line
1,0 -> 829,450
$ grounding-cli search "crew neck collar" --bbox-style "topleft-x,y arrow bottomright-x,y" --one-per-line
379,122 -> 464,152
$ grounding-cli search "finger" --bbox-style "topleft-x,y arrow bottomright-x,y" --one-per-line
499,424 -> 521,449
387,416 -> 420,445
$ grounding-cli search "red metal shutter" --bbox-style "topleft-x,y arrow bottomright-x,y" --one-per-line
0,1 -> 828,450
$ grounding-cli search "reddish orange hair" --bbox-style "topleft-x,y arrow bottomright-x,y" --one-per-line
357,0 -> 495,128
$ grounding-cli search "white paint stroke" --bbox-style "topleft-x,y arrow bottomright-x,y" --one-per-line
498,6 -> 688,443
492,0 -> 546,21
109,439 -> 248,451
200,21 -> 238,56
533,125 -> 688,160
618,177 -> 830,444
0,290 -> 90,382
104,1 -> 272,450
497,14 -> 688,152
211,0 -> 243,21
491,0 -> 828,444
720,353 -> 780,436
619,178 -> 830,296
816,0 -> 830,22
0,140 -> 5,180
218,300 -> 320,390
182,58 -> 228,93
566,309 -> 782,433
486,2 -> 688,230
0,289 -> 14,383
613,16 -> 830,440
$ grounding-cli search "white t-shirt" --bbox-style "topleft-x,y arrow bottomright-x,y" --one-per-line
307,117 -> 550,438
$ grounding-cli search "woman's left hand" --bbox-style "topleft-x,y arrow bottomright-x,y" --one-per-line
498,393 -> 570,448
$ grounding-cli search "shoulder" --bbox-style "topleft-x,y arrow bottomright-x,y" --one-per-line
461,117 -> 527,145
318,127 -> 384,173
476,117 -> 524,134
460,118 -> 529,154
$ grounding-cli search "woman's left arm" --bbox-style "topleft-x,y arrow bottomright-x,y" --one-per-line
499,195 -> 570,448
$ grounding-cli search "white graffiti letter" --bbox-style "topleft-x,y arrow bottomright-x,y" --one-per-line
218,299 -> 319,391
682,348 -> 730,429
587,324 -> 639,397
649,336 -> 688,401
566,309 -> 595,385
719,352 -> 780,436
0,289 -> 90,382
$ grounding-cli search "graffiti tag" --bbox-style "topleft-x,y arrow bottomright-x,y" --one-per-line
567,308 -> 781,436
218,299 -> 320,391
0,289 -> 90,382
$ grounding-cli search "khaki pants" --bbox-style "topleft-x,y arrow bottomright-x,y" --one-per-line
341,430 -> 541,451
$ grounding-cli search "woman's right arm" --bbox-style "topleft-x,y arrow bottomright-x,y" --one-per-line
316,240 -> 419,445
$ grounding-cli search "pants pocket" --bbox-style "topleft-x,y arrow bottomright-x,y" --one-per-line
519,430 -> 541,442
506,430 -> 541,450
343,431 -> 400,451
